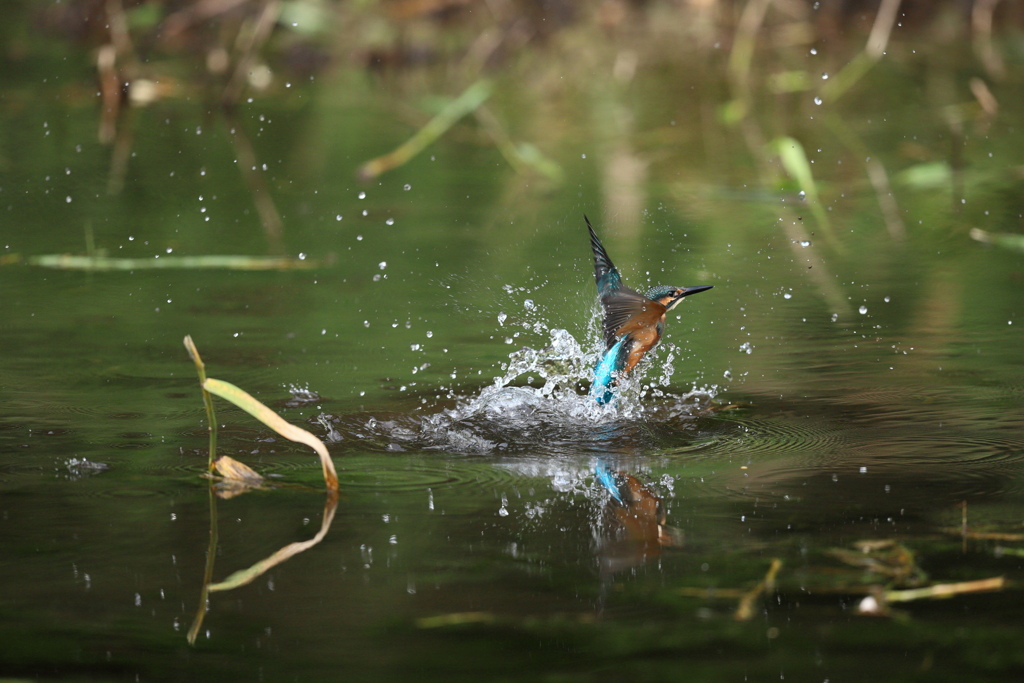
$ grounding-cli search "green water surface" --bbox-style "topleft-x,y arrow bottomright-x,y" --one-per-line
2,5 -> 1024,681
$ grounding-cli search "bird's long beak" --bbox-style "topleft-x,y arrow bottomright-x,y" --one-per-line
679,285 -> 713,298
665,285 -> 712,312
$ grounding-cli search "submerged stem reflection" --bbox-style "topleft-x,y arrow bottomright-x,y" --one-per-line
186,484 -> 219,646
187,485 -> 338,645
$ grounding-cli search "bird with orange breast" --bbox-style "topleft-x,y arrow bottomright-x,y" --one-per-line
586,216 -> 712,404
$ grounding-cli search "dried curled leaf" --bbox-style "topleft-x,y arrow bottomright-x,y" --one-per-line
212,456 -> 264,498
214,455 -> 263,483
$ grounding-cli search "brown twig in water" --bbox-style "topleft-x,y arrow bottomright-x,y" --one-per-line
884,576 -> 1004,603
222,111 -> 285,253
735,558 -> 783,621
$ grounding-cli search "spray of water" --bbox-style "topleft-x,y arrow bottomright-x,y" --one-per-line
322,288 -> 719,455
416,315 -> 720,454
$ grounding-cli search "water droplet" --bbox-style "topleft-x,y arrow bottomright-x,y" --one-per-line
859,305 -> 868,315
821,72 -> 829,80
378,261 -> 387,270
358,191 -> 366,199
403,184 -> 411,191
813,96 -> 822,105
497,312 -> 507,325
523,299 -> 535,311
799,240 -> 811,247
783,292 -> 792,300
385,217 -> 394,226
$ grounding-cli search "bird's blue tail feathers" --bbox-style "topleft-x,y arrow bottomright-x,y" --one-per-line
594,465 -> 623,503
591,338 -> 627,404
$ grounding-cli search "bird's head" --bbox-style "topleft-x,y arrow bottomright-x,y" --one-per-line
646,284 -> 713,312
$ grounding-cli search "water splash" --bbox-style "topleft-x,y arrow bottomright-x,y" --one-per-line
344,323 -> 720,456
314,285 -> 720,456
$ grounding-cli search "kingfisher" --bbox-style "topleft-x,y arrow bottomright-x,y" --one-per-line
587,216 -> 712,404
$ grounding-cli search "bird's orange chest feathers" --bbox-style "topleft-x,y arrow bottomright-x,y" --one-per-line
614,303 -> 666,336
612,308 -> 665,373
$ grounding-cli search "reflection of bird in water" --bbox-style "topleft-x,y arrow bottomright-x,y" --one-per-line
596,467 -> 684,576
587,216 -> 712,404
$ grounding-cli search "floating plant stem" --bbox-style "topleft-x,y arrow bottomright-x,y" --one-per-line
357,79 -> 493,180
473,105 -> 563,184
821,0 -> 901,101
184,335 -> 217,469
183,335 -> 339,644
770,136 -> 835,245
202,377 -> 339,491
883,576 -> 1004,603
416,612 -> 496,629
222,108 -> 285,253
734,558 -> 782,621
23,254 -> 323,271
970,228 -> 1024,254
721,0 -> 771,124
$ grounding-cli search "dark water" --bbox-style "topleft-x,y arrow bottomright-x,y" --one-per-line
3,10 -> 1024,681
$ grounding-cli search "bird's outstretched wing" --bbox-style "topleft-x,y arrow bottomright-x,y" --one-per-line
586,217 -> 660,349
586,216 -> 622,297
